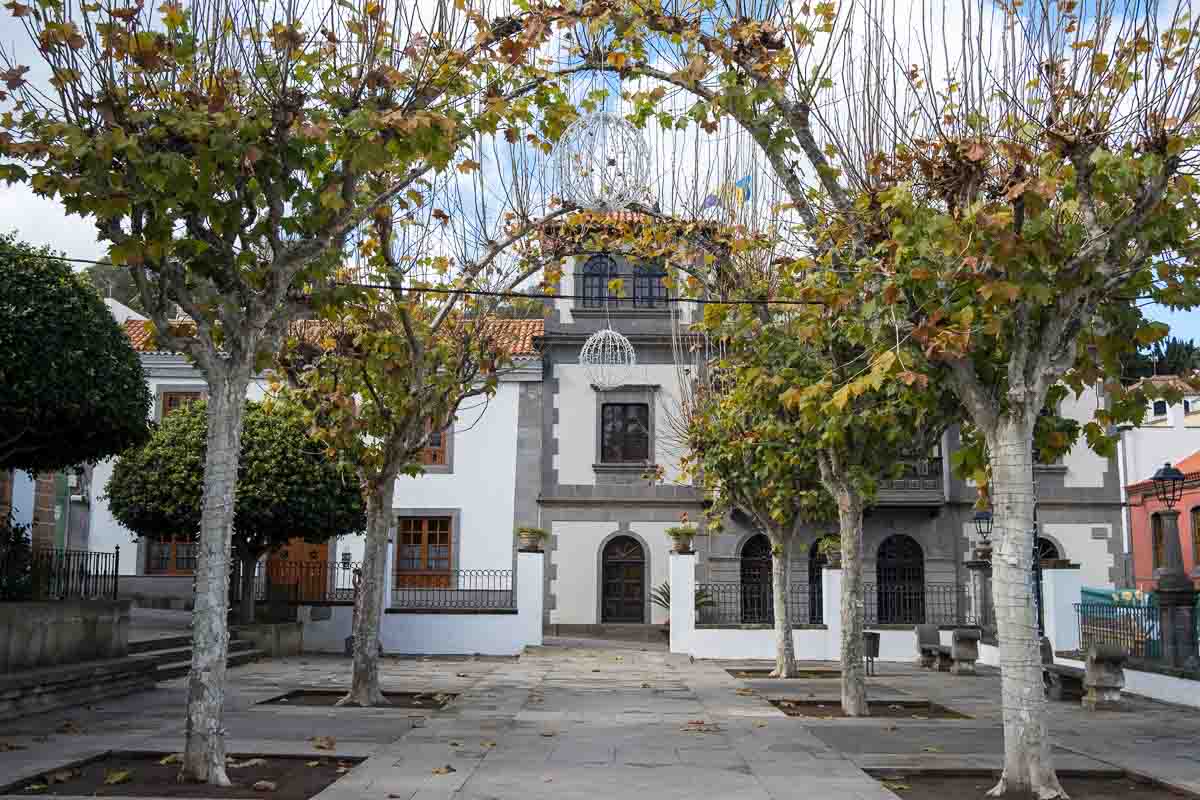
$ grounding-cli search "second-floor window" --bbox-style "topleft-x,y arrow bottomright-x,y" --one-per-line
633,263 -> 668,308
601,403 -> 650,462
581,255 -> 618,309
421,425 -> 448,466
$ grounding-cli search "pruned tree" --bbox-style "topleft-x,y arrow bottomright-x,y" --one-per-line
683,340 -> 834,679
0,234 -> 150,472
105,400 -> 365,624
0,0 -> 559,781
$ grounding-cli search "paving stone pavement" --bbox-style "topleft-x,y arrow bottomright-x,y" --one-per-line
1,637 -> 1198,799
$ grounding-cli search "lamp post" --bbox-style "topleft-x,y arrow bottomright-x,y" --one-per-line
1151,462 -> 1196,669
967,509 -> 995,634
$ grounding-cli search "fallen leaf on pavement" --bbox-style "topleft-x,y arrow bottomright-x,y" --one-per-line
921,746 -> 943,753
882,781 -> 910,792
0,741 -> 27,752
753,721 -> 768,728
449,741 -> 463,748
482,741 -> 496,748
539,731 -> 556,737
229,758 -> 268,769
23,783 -> 47,792
310,736 -> 336,750
432,765 -> 456,775
910,715 -> 928,720
455,672 -> 469,678
43,769 -> 77,784
735,688 -> 755,696
57,721 -> 81,735
158,754 -> 182,766
252,780 -> 277,792
591,669 -> 600,673
305,761 -> 321,767
640,683 -> 651,689
102,769 -> 131,786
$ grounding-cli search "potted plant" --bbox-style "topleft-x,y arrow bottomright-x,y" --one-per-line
516,526 -> 548,553
666,524 -> 698,554
817,534 -> 842,568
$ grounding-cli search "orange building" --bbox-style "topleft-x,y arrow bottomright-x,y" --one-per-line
1126,451 -> 1200,590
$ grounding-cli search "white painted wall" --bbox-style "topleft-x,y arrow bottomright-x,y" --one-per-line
553,362 -> 689,487
1055,655 -> 1200,709
671,558 -> 922,662
353,380 -> 521,571
1059,385 -> 1109,489
1119,397 -> 1200,486
300,552 -> 544,655
1040,523 -> 1113,588
550,519 -> 675,625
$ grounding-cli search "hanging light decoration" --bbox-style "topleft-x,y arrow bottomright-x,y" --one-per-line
552,111 -> 651,212
579,327 -> 637,390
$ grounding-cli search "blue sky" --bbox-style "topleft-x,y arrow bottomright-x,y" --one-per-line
1146,305 -> 1200,342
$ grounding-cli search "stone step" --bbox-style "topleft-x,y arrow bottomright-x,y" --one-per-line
155,646 -> 264,681
128,634 -> 195,654
130,638 -> 257,671
0,655 -> 158,722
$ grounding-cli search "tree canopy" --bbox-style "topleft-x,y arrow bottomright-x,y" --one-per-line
105,400 -> 364,558
0,234 -> 150,472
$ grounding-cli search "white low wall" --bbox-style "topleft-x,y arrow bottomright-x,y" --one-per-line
299,552 -> 544,656
1056,655 -> 1200,709
671,555 -> 923,663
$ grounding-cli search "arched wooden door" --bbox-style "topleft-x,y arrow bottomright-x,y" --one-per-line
601,536 -> 645,623
876,534 -> 925,624
740,534 -> 773,624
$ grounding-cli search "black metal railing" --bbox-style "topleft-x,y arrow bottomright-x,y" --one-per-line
876,458 -> 944,499
233,561 -> 360,605
0,547 -> 119,601
863,582 -> 968,626
697,582 -> 816,625
1075,602 -> 1162,660
392,569 -> 515,610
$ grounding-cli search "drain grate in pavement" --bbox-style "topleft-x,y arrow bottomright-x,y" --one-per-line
257,690 -> 457,709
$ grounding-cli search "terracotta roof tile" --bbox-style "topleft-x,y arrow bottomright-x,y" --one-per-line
123,317 -> 542,357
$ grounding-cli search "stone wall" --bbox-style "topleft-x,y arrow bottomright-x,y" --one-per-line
0,599 -> 130,671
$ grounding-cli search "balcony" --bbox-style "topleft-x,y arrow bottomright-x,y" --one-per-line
875,458 -> 945,506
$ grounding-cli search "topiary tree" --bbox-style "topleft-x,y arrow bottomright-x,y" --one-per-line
0,234 -> 150,472
106,400 -> 365,623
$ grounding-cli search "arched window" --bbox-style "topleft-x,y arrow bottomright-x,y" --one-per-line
581,255 -> 618,309
1036,537 -> 1060,563
1152,513 -> 1166,570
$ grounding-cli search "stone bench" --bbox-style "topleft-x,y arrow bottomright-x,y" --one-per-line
915,625 -> 979,674
1043,645 -> 1126,710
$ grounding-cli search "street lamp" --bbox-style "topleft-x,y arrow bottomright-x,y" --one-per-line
1152,462 -> 1186,509
1150,461 -> 1197,669
973,510 -> 993,543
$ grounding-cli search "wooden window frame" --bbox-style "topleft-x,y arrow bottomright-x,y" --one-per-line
419,423 -> 452,472
145,535 -> 198,575
1151,513 -> 1166,570
160,390 -> 204,420
600,402 -> 651,463
394,516 -> 453,587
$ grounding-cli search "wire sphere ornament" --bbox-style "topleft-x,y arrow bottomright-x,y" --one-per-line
553,111 -> 652,212
579,327 -> 637,390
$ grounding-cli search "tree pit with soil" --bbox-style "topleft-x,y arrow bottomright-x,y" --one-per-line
867,770 -> 1196,799
257,689 -> 457,709
769,699 -> 969,719
727,668 -> 841,679
3,753 -> 362,798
